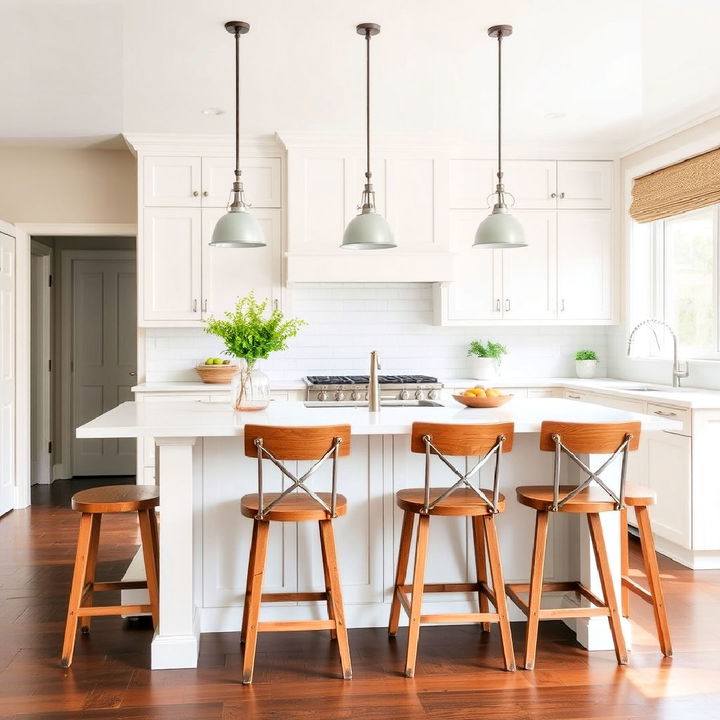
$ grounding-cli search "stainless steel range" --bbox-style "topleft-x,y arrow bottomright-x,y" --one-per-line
304,375 -> 443,403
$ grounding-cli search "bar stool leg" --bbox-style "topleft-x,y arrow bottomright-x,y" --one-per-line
319,519 -> 352,680
524,510 -> 549,671
149,508 -> 160,574
620,508 -> 630,618
242,519 -> 270,684
483,515 -> 516,671
405,513 -> 430,678
138,509 -> 160,628
472,516 -> 490,632
388,510 -> 414,637
587,513 -> 628,665
319,520 -> 337,640
241,519 -> 259,646
61,513 -> 94,668
79,514 -> 102,634
635,506 -> 672,657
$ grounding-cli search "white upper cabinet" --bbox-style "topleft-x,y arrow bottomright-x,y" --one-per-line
501,161 -> 557,209
142,207 -> 202,321
201,156 -> 282,208
143,155 -> 281,208
501,210 -> 557,319
448,159 -> 495,209
201,207 -> 282,319
556,161 -> 613,209
557,210 -> 612,320
143,156 -> 202,207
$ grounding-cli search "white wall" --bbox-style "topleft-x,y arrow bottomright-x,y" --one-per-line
607,115 -> 720,389
144,283 -> 608,383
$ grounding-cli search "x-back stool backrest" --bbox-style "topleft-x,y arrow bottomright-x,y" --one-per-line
243,424 -> 352,520
539,421 -> 642,512
410,422 -> 515,514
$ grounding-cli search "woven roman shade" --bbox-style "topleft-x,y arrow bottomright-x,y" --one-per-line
629,148 -> 720,223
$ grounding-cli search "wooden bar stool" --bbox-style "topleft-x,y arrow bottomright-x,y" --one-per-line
240,424 -> 352,685
506,421 -> 640,670
388,422 -> 516,677
620,492 -> 672,656
61,485 -> 160,668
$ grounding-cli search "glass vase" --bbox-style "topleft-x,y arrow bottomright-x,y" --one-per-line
232,360 -> 270,411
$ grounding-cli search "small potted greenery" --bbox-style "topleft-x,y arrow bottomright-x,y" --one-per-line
467,339 -> 508,380
575,349 -> 599,379
204,292 -> 306,410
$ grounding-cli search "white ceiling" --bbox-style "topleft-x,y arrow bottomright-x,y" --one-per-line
1,0 -> 719,155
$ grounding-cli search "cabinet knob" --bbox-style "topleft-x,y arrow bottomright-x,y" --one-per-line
192,190 -> 199,197
202,191 -> 209,197
559,192 -> 565,199
550,192 -> 557,199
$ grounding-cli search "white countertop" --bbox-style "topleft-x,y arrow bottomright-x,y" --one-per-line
77,397 -> 680,439
132,380 -> 307,393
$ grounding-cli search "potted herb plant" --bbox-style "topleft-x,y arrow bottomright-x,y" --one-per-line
204,293 -> 306,410
467,339 -> 508,380
575,349 -> 599,379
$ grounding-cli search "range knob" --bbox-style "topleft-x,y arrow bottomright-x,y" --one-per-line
317,390 -> 328,401
415,389 -> 425,400
350,391 -> 359,401
335,390 -> 346,401
428,389 -> 439,400
399,389 -> 410,400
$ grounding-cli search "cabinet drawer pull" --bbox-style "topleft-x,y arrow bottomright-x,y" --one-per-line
567,393 -> 582,399
560,298 -> 565,312
653,409 -> 677,417
495,298 -> 501,312
203,299 -> 208,312
559,191 -> 565,199
505,298 -> 511,312
193,298 -> 198,313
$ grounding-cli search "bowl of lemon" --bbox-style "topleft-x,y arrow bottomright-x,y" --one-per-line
453,386 -> 513,408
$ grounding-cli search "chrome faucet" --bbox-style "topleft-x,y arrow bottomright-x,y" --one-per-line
368,350 -> 381,411
626,319 -> 689,387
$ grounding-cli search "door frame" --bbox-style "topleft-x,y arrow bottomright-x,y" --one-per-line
61,250 -> 136,480
13,223 -> 136,507
30,241 -> 52,485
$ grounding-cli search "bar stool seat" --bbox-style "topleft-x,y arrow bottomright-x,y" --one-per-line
396,488 -> 506,516
241,492 -> 348,521
620,486 -> 672,656
61,484 -> 160,668
516,483 -> 654,513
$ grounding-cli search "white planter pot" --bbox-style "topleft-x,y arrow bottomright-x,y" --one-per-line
470,357 -> 499,381
575,359 -> 598,379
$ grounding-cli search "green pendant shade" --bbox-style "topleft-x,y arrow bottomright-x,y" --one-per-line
210,207 -> 265,248
473,206 -> 527,249
342,211 -> 396,250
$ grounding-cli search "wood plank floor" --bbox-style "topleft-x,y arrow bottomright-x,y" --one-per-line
2,479 -> 720,719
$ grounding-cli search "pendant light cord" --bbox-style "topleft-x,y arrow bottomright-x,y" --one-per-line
496,31 -> 503,187
365,28 -> 371,183
234,28 -> 241,184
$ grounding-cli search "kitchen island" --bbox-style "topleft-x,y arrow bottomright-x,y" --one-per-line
77,398 -> 678,669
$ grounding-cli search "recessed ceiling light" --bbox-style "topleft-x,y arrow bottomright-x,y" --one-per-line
201,107 -> 225,116
545,112 -> 567,120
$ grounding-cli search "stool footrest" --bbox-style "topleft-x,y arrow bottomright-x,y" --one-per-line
421,612 -> 500,624
257,620 -> 336,633
259,591 -> 328,603
395,581 -> 502,625
76,604 -> 153,617
622,576 -> 653,604
506,581 -> 609,620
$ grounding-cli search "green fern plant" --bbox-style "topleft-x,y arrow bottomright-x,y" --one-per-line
575,349 -> 599,361
467,339 -> 508,360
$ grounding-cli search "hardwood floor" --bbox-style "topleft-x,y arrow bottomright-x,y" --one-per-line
2,479 -> 720,719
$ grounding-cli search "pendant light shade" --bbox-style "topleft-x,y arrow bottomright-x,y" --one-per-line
473,25 -> 526,249
341,23 -> 396,250
209,21 -> 265,249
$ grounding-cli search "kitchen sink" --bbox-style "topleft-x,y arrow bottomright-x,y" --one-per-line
614,385 -> 683,392
304,400 -> 444,408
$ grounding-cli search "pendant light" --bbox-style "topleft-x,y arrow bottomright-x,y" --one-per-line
210,21 -> 265,248
341,23 -> 396,250
473,25 -> 527,249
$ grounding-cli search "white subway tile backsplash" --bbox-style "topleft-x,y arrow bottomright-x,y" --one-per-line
145,283 -> 609,383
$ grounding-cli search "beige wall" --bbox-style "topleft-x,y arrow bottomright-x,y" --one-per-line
0,147 -> 136,224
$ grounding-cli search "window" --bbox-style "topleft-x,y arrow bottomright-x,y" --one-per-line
630,204 -> 719,358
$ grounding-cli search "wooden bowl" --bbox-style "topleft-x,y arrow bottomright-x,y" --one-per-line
195,364 -> 238,384
452,393 -> 514,408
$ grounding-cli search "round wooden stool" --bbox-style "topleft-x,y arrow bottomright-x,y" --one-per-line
60,485 -> 160,668
505,421 -> 640,670
620,489 -> 672,656
388,422 -> 516,677
240,424 -> 352,685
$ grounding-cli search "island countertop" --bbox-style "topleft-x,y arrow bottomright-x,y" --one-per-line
77,397 -> 680,439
